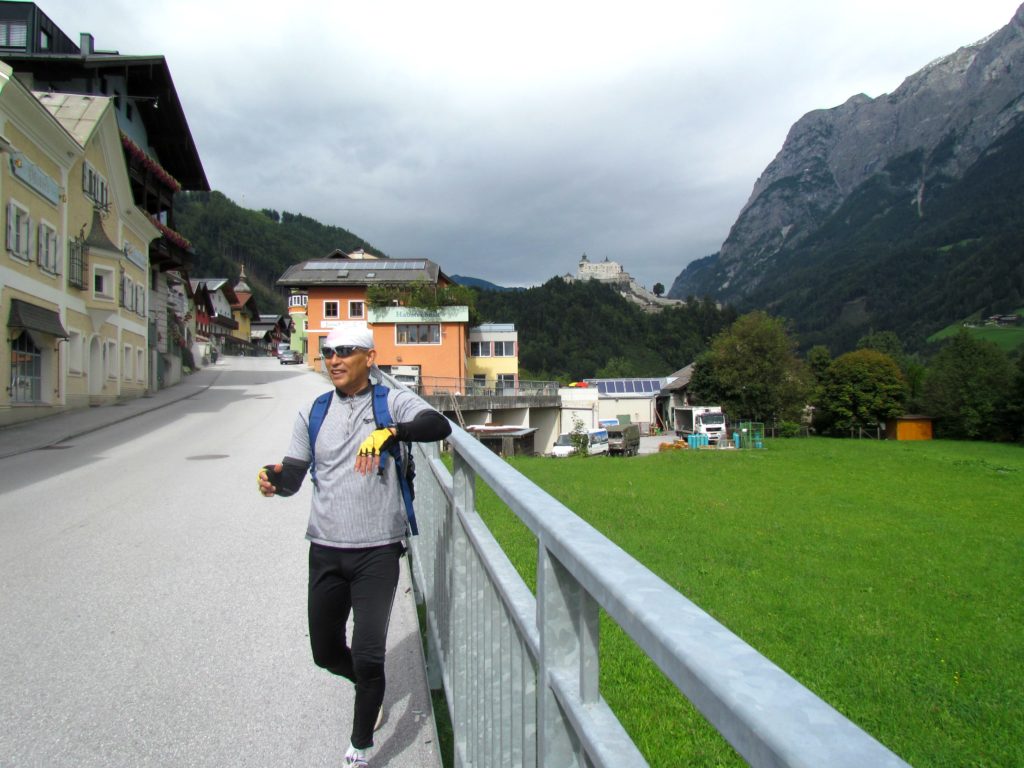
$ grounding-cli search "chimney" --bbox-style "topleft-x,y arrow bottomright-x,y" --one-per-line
80,33 -> 94,56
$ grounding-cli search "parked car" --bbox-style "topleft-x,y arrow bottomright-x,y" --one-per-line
279,349 -> 303,365
550,428 -> 610,458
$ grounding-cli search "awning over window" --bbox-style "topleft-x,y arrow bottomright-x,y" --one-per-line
8,299 -> 69,339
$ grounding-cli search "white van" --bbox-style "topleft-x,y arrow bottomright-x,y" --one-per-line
551,428 -> 610,458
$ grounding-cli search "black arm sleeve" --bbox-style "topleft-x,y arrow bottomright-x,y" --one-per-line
264,456 -> 310,497
395,409 -> 452,442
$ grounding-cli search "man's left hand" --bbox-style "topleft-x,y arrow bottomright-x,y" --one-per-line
356,427 -> 396,475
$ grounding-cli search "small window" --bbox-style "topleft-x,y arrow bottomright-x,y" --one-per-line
0,22 -> 28,48
82,162 -> 109,208
396,324 -> 440,345
37,221 -> 60,274
323,301 -> 339,319
106,341 -> 118,379
39,29 -> 50,50
494,341 -> 515,357
93,265 -> 116,301
6,200 -> 32,261
349,300 -> 364,319
67,238 -> 85,289
470,341 -> 491,357
121,275 -> 134,310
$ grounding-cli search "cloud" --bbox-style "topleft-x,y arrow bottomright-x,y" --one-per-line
35,0 -> 1022,288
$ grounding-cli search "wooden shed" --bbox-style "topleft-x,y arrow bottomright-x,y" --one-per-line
885,415 -> 934,441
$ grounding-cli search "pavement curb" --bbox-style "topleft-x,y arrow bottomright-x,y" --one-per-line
0,366 -> 222,459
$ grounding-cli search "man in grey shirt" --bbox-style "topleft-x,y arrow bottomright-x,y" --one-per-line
258,325 -> 450,767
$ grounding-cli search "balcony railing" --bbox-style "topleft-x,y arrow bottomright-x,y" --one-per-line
407,376 -> 559,398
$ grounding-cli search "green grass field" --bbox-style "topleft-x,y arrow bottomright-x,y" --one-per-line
928,309 -> 1024,353
471,439 -> 1024,767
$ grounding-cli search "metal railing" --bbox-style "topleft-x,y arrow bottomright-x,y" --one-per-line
407,423 -> 911,768
410,376 -> 560,398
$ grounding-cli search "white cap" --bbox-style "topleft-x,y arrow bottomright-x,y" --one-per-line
324,324 -> 374,349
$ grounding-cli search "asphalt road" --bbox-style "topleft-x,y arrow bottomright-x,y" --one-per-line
0,358 -> 441,768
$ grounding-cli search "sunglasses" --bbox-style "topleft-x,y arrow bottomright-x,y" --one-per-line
322,345 -> 368,360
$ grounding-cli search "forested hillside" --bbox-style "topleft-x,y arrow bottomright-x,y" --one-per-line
174,191 -> 385,314
473,278 -> 736,381
174,192 -> 734,378
737,121 -> 1024,351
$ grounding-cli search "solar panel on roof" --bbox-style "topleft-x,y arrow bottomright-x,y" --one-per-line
586,378 -> 664,396
346,260 -> 426,270
304,260 -> 427,271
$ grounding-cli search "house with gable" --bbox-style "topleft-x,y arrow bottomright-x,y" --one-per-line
0,61 -> 160,426
189,278 -> 239,358
277,249 -> 469,387
228,267 -> 260,353
1,1 -> 210,388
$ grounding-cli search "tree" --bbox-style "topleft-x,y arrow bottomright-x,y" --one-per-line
1007,354 -> 1024,442
856,330 -> 904,358
687,351 -> 725,405
569,414 -> 590,457
922,330 -> 1015,440
856,330 -> 927,409
652,282 -> 665,297
806,345 -> 833,386
697,311 -> 811,422
819,349 -> 907,434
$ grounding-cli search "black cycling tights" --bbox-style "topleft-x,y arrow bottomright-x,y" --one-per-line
308,541 -> 402,750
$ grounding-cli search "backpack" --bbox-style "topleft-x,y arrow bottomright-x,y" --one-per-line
307,384 -> 418,535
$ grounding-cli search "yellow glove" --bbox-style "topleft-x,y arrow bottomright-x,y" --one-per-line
358,427 -> 396,458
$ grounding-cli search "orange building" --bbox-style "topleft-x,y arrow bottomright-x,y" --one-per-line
885,415 -> 934,441
277,250 -> 467,386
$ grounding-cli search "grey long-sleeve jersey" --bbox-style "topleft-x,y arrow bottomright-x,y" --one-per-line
285,386 -> 444,548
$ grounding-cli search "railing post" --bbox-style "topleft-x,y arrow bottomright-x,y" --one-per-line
451,451 -> 475,768
418,442 -> 445,691
538,540 -> 598,766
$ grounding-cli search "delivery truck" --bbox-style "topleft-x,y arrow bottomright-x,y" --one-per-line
674,406 -> 727,444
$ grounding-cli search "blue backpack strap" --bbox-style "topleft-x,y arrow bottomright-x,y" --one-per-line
372,384 -> 418,536
307,390 -> 333,489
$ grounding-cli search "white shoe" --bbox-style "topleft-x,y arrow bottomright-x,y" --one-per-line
344,743 -> 370,767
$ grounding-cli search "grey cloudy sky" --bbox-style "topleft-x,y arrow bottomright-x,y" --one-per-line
35,0 -> 1023,289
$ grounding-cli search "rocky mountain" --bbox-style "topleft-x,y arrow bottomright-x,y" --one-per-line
670,5 -> 1024,350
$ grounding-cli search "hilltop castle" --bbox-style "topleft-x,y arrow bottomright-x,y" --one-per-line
563,254 -> 683,311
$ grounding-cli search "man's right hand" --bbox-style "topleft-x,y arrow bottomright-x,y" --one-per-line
258,464 -> 283,497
